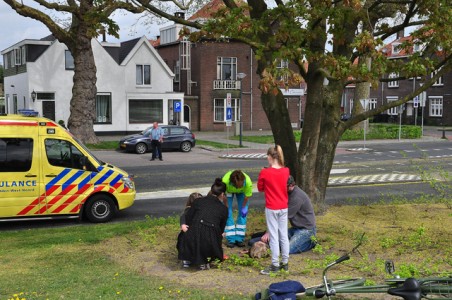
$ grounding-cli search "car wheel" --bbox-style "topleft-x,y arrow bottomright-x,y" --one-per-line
180,141 -> 192,152
135,142 -> 148,154
84,194 -> 116,223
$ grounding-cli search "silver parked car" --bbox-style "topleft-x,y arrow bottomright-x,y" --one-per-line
119,125 -> 196,154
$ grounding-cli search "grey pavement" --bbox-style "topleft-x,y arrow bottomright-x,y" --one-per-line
193,125 -> 446,156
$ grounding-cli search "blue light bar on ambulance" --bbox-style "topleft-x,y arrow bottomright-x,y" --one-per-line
18,110 -> 39,117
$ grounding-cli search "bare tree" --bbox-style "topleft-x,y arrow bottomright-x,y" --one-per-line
3,0 -> 143,143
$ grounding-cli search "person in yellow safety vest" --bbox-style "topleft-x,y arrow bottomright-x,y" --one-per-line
222,170 -> 253,248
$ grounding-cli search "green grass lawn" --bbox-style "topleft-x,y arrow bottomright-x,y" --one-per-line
1,201 -> 450,300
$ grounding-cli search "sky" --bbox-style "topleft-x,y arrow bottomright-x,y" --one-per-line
0,2 -> 162,65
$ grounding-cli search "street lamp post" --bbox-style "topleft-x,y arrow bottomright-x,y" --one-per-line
237,72 -> 246,147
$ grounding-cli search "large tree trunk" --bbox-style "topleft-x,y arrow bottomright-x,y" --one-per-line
298,62 -> 345,213
298,62 -> 324,211
314,82 -> 344,213
67,31 -> 99,144
260,91 -> 299,177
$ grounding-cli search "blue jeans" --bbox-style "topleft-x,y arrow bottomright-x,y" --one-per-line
224,193 -> 247,243
249,227 -> 316,254
288,227 -> 316,254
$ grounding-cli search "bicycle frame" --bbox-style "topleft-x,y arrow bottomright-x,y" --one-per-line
303,240 -> 452,300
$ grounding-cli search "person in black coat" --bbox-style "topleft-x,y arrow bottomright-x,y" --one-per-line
177,178 -> 228,270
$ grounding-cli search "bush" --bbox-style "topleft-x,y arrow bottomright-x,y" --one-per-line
340,124 -> 422,141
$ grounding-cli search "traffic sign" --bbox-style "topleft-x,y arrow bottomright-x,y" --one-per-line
174,101 -> 181,112
414,96 -> 419,108
226,107 -> 232,121
226,93 -> 232,108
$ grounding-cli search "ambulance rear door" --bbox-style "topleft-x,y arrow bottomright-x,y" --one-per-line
0,137 -> 42,218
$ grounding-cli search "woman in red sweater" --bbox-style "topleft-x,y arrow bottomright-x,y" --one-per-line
257,145 -> 290,275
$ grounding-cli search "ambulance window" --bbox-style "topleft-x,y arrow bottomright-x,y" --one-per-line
0,138 -> 33,172
45,139 -> 85,170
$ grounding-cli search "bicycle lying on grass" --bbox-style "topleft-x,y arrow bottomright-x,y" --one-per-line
297,236 -> 452,299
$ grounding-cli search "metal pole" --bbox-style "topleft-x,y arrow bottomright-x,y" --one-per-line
421,106 -> 424,136
363,120 -> 367,149
239,80 -> 243,147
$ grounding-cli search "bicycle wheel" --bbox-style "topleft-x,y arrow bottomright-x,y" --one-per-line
303,278 -> 366,297
420,278 -> 452,299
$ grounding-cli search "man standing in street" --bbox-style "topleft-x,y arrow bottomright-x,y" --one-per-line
150,122 -> 164,161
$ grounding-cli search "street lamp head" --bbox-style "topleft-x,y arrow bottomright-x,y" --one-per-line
31,90 -> 37,102
237,72 -> 246,80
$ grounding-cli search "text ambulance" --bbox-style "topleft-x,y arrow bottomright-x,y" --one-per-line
0,113 -> 135,222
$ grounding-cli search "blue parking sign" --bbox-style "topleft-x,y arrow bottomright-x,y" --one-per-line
174,101 -> 181,112
226,107 -> 232,121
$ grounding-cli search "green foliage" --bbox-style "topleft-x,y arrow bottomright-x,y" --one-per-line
341,124 -> 422,140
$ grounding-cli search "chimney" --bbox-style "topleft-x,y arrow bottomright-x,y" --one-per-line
397,29 -> 404,40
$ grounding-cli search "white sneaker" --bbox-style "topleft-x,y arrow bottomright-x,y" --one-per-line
182,260 -> 191,268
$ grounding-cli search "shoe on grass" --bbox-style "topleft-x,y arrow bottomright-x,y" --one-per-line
235,241 -> 245,247
199,263 -> 210,270
182,260 -> 191,268
260,264 -> 280,275
226,241 -> 236,248
280,263 -> 289,271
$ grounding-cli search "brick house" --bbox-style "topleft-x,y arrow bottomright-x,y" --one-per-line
343,31 -> 452,126
154,0 -> 306,132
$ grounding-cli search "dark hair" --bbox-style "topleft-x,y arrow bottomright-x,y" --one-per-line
210,178 -> 226,196
287,175 -> 296,187
230,170 -> 245,187
185,192 -> 203,207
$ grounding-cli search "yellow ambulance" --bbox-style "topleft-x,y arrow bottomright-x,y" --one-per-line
0,112 -> 135,223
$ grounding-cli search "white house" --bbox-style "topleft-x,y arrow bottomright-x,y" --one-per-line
1,35 -> 185,134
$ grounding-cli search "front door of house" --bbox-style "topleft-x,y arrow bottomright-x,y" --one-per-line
42,101 -> 55,121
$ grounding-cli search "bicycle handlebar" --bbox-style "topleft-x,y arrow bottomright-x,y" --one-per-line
335,254 -> 350,264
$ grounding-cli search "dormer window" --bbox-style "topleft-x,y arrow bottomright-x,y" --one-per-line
14,48 -> 21,65
392,43 -> 401,54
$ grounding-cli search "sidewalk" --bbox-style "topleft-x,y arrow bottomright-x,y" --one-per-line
194,125 -> 446,154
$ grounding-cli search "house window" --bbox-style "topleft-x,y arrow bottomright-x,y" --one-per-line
392,43 -> 401,54
431,69 -> 443,86
174,61 -> 180,83
429,96 -> 443,117
129,99 -> 163,123
277,59 -> 289,82
9,51 -> 14,69
217,57 -> 237,80
13,95 -> 18,114
14,48 -> 21,65
21,46 -> 26,64
2,54 -> 7,69
369,98 -> 377,110
35,93 -> 55,101
95,93 -> 112,123
387,97 -> 398,115
65,50 -> 74,70
214,98 -> 239,122
136,65 -> 151,85
388,73 -> 399,88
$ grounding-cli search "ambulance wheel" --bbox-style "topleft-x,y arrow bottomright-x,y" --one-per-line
84,194 -> 116,223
